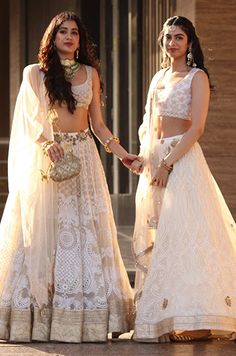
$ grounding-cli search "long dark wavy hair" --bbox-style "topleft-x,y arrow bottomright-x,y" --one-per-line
38,11 -> 101,113
158,16 -> 210,81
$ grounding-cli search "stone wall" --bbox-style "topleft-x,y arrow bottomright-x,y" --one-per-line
176,0 -> 236,219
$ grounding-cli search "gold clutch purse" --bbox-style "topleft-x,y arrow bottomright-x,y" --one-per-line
41,109 -> 81,182
41,151 -> 81,182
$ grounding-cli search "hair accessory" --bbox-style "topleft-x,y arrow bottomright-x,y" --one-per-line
60,58 -> 81,80
168,25 -> 176,32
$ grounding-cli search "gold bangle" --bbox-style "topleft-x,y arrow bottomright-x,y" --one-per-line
104,136 -> 120,153
41,140 -> 54,155
160,159 -> 173,173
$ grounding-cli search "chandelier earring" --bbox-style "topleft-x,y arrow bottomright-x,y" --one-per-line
75,47 -> 80,60
187,47 -> 197,67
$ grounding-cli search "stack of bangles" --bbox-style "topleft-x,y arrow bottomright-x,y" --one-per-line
160,158 -> 173,174
41,140 -> 54,155
103,136 -> 120,153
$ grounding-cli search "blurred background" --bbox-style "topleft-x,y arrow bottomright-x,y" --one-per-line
0,0 -> 235,230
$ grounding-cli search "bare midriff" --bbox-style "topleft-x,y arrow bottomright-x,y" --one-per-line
156,115 -> 191,139
53,105 -> 89,132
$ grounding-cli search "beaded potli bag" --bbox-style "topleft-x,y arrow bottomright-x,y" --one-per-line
41,109 -> 81,182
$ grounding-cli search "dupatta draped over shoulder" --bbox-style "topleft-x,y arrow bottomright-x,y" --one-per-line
133,69 -> 165,301
0,64 -> 55,308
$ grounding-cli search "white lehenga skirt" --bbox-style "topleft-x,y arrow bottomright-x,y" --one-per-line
133,134 -> 236,341
0,130 -> 133,343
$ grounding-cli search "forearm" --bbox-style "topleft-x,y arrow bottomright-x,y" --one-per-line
36,134 -> 51,145
91,122 -> 128,160
164,127 -> 203,166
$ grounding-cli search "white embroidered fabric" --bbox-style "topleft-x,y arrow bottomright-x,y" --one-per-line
71,65 -> 93,109
0,133 -> 134,340
133,68 -> 236,341
154,68 -> 201,120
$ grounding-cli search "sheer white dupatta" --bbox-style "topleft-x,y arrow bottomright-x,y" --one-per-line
133,69 -> 165,303
0,64 -> 55,308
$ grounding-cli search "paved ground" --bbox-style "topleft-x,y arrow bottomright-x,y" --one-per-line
1,227 -> 236,355
0,339 -> 236,356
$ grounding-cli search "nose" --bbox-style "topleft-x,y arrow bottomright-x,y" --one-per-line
66,32 -> 72,39
169,38 -> 175,47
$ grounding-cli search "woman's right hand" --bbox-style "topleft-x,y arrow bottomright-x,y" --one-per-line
130,158 -> 144,175
44,141 -> 64,162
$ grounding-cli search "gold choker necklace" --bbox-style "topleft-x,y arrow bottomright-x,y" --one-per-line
60,58 -> 81,80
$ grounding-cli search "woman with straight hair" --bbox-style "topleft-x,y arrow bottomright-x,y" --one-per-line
131,16 -> 236,342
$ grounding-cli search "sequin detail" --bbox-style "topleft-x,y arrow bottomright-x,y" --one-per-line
225,296 -> 232,307
162,299 -> 168,309
54,130 -> 93,145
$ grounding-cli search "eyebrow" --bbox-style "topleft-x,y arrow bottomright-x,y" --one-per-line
166,33 -> 185,36
59,26 -> 79,31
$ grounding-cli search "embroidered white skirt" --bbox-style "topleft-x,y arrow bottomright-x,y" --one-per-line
0,131 -> 133,342
133,134 -> 236,341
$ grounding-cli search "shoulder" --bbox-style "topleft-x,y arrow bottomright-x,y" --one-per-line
87,66 -> 100,86
191,68 -> 210,95
151,68 -> 166,82
149,68 -> 166,89
22,64 -> 43,94
23,63 -> 41,79
191,68 -> 209,83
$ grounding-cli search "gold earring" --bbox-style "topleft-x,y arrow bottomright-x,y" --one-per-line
187,47 -> 197,67
75,47 -> 79,60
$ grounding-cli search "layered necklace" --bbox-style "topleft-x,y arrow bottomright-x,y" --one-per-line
60,58 -> 81,80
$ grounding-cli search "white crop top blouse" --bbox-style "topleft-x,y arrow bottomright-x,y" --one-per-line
154,67 -> 202,120
71,65 -> 93,110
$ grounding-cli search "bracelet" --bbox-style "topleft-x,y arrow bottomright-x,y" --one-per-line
104,136 -> 120,153
160,159 -> 173,173
41,140 -> 54,155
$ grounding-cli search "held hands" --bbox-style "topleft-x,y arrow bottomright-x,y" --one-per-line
42,141 -> 64,162
121,154 -> 143,172
130,157 -> 144,175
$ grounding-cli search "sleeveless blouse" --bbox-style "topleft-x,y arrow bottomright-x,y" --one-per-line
154,68 -> 202,120
71,65 -> 93,110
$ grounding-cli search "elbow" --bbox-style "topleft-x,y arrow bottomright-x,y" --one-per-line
191,125 -> 205,140
197,126 -> 205,138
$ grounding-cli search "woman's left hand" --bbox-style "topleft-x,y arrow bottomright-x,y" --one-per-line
151,166 -> 169,188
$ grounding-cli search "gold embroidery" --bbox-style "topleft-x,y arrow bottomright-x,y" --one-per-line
0,299 -> 133,342
162,298 -> 168,309
225,296 -> 232,307
170,138 -> 180,147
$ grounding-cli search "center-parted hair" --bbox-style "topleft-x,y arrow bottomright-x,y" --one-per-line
38,11 -> 101,113
158,16 -> 210,81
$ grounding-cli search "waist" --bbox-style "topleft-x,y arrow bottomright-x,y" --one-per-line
156,116 -> 191,139
54,128 -> 93,145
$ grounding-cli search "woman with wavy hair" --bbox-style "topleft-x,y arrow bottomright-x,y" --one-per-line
131,16 -> 236,342
0,11 -> 136,342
